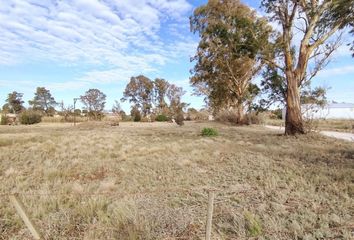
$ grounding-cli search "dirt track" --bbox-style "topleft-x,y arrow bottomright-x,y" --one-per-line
265,125 -> 354,142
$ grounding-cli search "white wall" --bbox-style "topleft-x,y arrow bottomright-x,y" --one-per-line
282,105 -> 354,120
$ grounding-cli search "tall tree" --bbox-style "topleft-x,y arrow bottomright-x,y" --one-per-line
154,78 -> 170,114
167,84 -> 188,118
29,87 -> 57,116
121,75 -> 154,116
261,0 -> 353,134
80,89 -> 106,120
5,91 -> 24,114
190,0 -> 271,122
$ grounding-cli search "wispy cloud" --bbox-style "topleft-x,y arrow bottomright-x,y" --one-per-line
317,65 -> 354,78
0,0 -> 195,83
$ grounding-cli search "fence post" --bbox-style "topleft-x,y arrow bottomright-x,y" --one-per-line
9,194 -> 42,239
205,190 -> 215,240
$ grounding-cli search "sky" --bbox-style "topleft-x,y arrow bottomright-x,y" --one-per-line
0,0 -> 353,112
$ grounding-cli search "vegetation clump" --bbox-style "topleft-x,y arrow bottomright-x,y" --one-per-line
19,110 -> 42,125
0,115 -> 8,125
155,114 -> 169,122
201,127 -> 218,136
175,113 -> 184,126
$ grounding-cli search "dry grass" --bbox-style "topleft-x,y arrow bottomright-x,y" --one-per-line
0,121 -> 353,239
266,118 -> 354,133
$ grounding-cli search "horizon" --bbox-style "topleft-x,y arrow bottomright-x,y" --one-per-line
0,0 -> 353,112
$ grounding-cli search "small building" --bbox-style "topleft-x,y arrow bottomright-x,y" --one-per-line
282,103 -> 354,120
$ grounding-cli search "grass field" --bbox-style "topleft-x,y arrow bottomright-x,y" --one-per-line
0,121 -> 353,239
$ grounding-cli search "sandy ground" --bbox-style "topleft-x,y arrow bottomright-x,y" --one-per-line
265,125 -> 354,142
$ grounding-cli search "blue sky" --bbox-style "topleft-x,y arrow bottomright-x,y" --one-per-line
0,0 -> 353,112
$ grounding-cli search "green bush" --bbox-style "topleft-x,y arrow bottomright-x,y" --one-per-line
201,127 -> 218,137
0,115 -> 8,125
20,110 -> 42,125
155,114 -> 168,122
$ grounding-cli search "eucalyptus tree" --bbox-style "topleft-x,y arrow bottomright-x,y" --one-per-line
190,0 -> 271,123
261,0 -> 353,134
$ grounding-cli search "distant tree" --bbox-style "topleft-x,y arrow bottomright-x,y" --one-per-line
5,91 -> 25,114
59,101 -> 73,122
153,78 -> 170,113
261,0 -> 353,134
80,89 -> 106,120
112,100 -> 122,114
190,0 -> 271,123
121,75 -> 154,116
29,87 -> 57,116
2,103 -> 11,114
167,84 -> 188,118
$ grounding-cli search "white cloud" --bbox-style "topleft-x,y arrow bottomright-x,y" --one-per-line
317,65 -> 354,77
0,0 -> 195,83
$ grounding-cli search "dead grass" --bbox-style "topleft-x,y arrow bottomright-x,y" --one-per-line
0,121 -> 353,239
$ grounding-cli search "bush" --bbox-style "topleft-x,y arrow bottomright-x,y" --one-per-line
175,113 -> 184,126
155,114 -> 169,122
133,112 -> 141,122
245,112 -> 265,125
215,110 -> 244,125
201,127 -> 218,137
19,110 -> 42,125
0,115 -> 8,125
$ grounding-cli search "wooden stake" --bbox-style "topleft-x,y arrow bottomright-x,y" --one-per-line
205,190 -> 215,240
9,194 -> 42,240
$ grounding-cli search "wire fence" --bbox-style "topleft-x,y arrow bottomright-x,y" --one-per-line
1,188 -> 353,240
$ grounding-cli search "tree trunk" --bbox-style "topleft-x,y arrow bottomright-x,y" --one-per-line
236,103 -> 244,124
285,76 -> 305,135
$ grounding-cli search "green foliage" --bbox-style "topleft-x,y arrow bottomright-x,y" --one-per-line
155,114 -> 168,122
0,115 -> 8,125
201,127 -> 218,137
245,212 -> 262,237
5,91 -> 25,114
80,88 -> 106,120
29,87 -> 57,116
190,0 -> 270,112
19,110 -> 42,125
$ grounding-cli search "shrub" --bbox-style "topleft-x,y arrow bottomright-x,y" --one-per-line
215,110 -> 243,125
245,112 -> 265,125
0,115 -> 8,125
175,113 -> 184,126
19,110 -> 42,125
201,127 -> 218,137
133,112 -> 141,122
155,114 -> 168,122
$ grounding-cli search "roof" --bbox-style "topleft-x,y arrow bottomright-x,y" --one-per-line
326,103 -> 354,108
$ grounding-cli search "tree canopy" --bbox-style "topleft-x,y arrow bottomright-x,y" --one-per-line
80,89 -> 106,120
29,87 -> 57,116
190,0 -> 271,122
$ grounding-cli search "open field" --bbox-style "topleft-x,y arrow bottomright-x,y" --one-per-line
0,122 -> 353,239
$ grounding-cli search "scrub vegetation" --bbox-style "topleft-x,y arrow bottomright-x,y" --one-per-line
0,121 -> 353,239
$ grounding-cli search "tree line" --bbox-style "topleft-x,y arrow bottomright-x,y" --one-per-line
0,75 -> 189,124
190,0 -> 353,135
